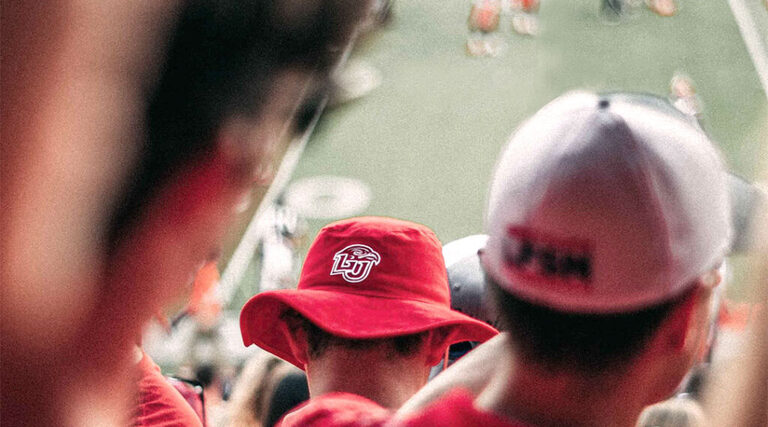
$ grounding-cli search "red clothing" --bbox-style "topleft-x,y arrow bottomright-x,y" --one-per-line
279,392 -> 392,427
400,389 -> 529,427
167,377 -> 205,424
135,351 -> 204,427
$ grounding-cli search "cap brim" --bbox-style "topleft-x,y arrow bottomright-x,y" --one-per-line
240,290 -> 499,369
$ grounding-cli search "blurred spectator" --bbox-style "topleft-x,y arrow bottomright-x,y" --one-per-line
228,352 -> 308,427
398,92 -> 731,426
135,348 -> 203,426
703,179 -> 768,426
429,235 -> 501,380
194,363 -> 228,426
167,376 -> 206,424
256,201 -> 308,292
2,0 -> 369,425
404,164 -> 768,421
239,217 -> 498,424
264,369 -> 311,427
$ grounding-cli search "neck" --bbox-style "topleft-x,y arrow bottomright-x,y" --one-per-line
476,353 -> 649,427
307,348 -> 429,409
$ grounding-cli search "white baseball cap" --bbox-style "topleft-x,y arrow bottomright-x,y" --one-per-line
482,91 -> 731,313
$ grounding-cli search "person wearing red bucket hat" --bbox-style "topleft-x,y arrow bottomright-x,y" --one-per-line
239,216 -> 498,421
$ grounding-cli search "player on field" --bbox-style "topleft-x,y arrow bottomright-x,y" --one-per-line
669,72 -> 704,128
647,0 -> 677,17
506,0 -> 540,36
468,0 -> 503,56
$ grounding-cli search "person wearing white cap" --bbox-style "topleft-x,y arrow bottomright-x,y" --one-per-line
398,91 -> 731,427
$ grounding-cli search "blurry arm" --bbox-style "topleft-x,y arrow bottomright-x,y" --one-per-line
703,181 -> 768,425
396,332 -> 509,417
703,284 -> 768,425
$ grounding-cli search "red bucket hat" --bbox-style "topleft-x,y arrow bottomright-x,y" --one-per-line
240,216 -> 499,369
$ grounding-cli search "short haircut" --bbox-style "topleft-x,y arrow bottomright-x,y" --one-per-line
487,276 -> 696,373
282,310 -> 428,360
107,0 -> 365,250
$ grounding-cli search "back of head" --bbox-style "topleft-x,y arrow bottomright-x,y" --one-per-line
228,352 -> 305,427
240,216 -> 498,370
282,309 -> 432,363
195,363 -> 217,389
263,368 -> 309,427
482,91 -> 731,372
442,235 -> 499,329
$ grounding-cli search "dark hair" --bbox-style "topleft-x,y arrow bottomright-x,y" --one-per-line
282,310 -> 428,360
107,0 -> 366,250
264,371 -> 309,427
487,276 -> 695,373
195,363 -> 216,388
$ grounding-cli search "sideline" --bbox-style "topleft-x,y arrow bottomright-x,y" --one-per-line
727,0 -> 768,99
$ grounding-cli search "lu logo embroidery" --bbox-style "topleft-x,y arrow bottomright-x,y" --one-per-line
331,244 -> 381,283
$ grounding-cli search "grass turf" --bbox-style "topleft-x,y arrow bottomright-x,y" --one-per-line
235,0 -> 767,303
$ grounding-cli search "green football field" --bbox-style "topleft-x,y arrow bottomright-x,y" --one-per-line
232,0 -> 768,306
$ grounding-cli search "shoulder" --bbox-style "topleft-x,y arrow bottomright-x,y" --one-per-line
397,389 -> 528,427
135,352 -> 203,427
279,392 -> 393,427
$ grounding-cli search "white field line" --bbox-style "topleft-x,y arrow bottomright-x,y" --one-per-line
727,0 -> 768,100
218,96 -> 328,306
218,38 -> 357,307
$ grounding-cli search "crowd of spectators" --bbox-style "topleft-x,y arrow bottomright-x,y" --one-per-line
3,1 -> 768,426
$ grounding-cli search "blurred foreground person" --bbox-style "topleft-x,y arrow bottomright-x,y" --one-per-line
239,217 -> 498,425
135,347 -> 205,426
702,156 -> 768,425
2,0 -> 368,425
399,91 -> 731,426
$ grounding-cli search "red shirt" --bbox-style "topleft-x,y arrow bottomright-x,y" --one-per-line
278,392 -> 392,427
135,351 -> 204,427
400,389 -> 529,427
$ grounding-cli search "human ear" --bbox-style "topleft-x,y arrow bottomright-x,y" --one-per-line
648,289 -> 699,354
670,292 -> 698,352
283,313 -> 310,368
662,281 -> 713,356
422,328 -> 456,366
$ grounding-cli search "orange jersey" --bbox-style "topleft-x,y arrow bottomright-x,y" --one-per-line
187,261 -> 221,326
469,0 -> 501,32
